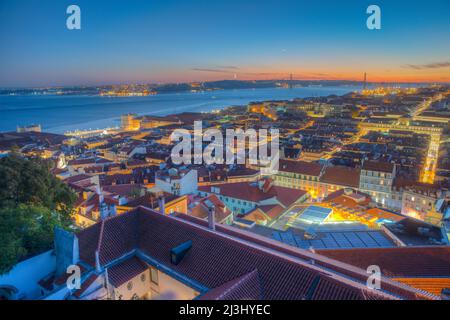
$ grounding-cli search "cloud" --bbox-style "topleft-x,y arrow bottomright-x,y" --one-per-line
190,68 -> 332,80
191,68 -> 232,73
215,65 -> 239,70
404,61 -> 450,70
191,66 -> 239,73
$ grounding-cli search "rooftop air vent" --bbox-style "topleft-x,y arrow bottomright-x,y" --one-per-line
170,240 -> 192,265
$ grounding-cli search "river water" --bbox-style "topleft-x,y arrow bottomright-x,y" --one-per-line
0,86 -> 366,133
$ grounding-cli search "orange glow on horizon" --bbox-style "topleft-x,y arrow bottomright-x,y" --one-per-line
175,67 -> 450,84
93,64 -> 450,85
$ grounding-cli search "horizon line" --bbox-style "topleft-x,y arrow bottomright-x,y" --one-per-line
2,78 -> 450,90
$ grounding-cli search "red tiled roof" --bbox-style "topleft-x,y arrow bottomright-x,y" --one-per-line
311,276 -> 388,300
323,189 -> 370,203
199,270 -> 262,300
68,158 -> 112,166
97,213 -> 139,266
173,213 -> 432,300
198,182 -> 307,207
108,256 -> 148,287
402,182 -> 442,196
125,192 -> 177,209
76,207 -> 419,300
253,204 -> 285,220
64,174 -> 92,184
362,160 -> 395,173
77,222 -> 102,267
279,159 -> 323,176
192,194 -> 233,222
323,190 -> 371,210
317,247 -> 450,278
365,208 -> 405,222
320,166 -> 361,188
73,274 -> 99,298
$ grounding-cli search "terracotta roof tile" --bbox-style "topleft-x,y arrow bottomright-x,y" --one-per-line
317,247 -> 450,278
76,208 -> 414,300
192,194 -> 233,222
279,159 -> 323,176
108,256 -> 148,287
173,213 -> 432,300
362,161 -> 395,173
73,274 -> 99,298
253,205 -> 285,220
320,166 -> 361,188
78,222 -> 102,267
199,270 -> 262,300
64,174 -> 92,184
199,182 -> 307,207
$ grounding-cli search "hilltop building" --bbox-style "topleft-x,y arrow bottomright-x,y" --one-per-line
17,124 -> 41,133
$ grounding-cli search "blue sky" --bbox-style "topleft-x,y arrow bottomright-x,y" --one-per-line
0,0 -> 449,87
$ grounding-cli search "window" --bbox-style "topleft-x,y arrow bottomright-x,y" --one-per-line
127,281 -> 133,291
150,267 -> 159,285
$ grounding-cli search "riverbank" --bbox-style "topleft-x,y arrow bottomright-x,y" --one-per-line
1,86 -> 368,134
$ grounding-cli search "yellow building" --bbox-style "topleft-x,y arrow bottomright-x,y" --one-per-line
117,193 -> 188,215
121,114 -> 141,131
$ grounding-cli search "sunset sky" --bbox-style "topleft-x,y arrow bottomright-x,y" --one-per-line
0,0 -> 449,87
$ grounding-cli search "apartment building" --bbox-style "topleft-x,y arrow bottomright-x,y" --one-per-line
359,160 -> 396,208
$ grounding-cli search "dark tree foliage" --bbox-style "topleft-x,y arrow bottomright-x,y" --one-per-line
0,155 -> 77,274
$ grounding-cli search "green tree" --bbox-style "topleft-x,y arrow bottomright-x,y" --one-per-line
0,205 -> 66,274
0,155 -> 77,274
0,155 -> 76,216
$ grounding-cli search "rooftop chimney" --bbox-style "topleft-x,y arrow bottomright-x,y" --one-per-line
208,205 -> 216,231
158,196 -> 165,215
95,250 -> 102,273
54,228 -> 79,277
96,185 -> 104,204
